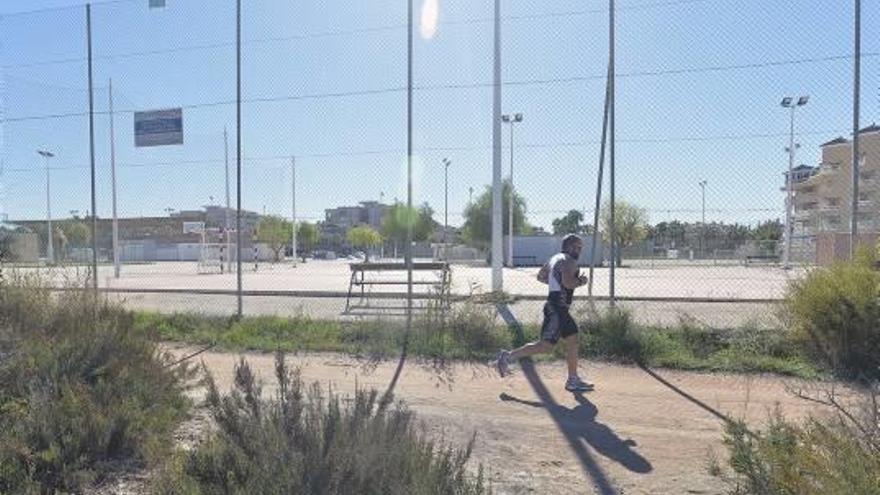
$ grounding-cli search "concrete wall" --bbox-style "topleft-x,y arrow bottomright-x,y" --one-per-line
117,240 -> 272,262
816,232 -> 878,265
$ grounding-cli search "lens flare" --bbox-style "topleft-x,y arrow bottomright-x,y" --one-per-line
420,0 -> 439,40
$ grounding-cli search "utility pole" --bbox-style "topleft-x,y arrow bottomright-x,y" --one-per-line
224,127 -> 231,272
110,79 -> 120,278
291,156 -> 297,265
442,158 -> 451,245
699,180 -> 707,258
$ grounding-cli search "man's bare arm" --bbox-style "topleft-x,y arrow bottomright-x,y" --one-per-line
537,263 -> 550,284
561,259 -> 586,290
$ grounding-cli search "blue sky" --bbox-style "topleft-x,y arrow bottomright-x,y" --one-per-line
1,0 -> 878,230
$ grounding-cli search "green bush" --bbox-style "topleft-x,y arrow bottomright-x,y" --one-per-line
581,307 -> 649,362
146,301 -> 510,363
578,308 -> 816,377
723,392 -> 880,494
0,281 -> 193,493
784,251 -> 880,377
154,353 -> 487,495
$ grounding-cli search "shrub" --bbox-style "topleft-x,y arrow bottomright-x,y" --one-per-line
723,385 -> 880,494
154,353 -> 487,495
577,308 -> 816,377
0,280 -> 193,493
581,308 -> 652,363
784,250 -> 880,377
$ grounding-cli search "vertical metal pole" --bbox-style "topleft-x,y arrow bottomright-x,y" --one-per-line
45,155 -> 53,264
784,105 -> 796,269
224,127 -> 231,272
236,0 -> 243,318
87,3 -> 98,292
851,0 -> 861,257
700,181 -> 706,259
587,62 -> 611,298
444,160 -> 448,245
110,79 -> 120,278
291,156 -> 297,265
407,0 -> 413,325
491,0 -> 503,291
608,0 -> 616,305
508,121 -> 514,267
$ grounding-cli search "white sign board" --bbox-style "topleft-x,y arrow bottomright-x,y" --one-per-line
183,222 -> 205,234
135,108 -> 183,147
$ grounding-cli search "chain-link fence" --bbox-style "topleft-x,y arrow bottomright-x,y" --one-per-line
1,0 -> 878,329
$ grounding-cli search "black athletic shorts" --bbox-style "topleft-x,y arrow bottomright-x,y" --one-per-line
540,302 -> 578,344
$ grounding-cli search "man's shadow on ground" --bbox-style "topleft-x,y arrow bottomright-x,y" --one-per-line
500,389 -> 652,475
495,303 -> 652,494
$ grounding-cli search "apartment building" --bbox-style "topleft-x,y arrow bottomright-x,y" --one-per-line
790,124 -> 880,236
324,201 -> 389,231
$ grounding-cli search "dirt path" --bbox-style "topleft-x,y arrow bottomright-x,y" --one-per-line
180,347 -> 832,495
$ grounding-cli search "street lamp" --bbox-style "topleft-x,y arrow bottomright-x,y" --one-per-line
442,158 -> 451,245
37,150 -> 55,264
781,95 -> 809,270
698,180 -> 707,258
501,112 -> 523,267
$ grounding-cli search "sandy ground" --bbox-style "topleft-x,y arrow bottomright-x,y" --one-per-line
169,347 -> 832,495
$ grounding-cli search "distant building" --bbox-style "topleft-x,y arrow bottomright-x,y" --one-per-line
11,206 -> 262,262
324,201 -> 389,231
790,125 -> 880,235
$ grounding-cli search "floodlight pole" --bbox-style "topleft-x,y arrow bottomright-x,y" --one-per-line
781,95 -> 808,270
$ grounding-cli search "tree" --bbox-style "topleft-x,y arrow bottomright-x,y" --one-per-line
255,215 -> 292,262
552,210 -> 591,236
296,222 -> 320,260
414,203 -> 437,242
462,180 -> 530,249
383,202 -> 436,244
601,200 -> 648,267
752,219 -> 783,241
347,225 -> 383,262
61,221 -> 90,248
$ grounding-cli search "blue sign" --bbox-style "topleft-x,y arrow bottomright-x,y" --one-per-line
134,108 -> 183,147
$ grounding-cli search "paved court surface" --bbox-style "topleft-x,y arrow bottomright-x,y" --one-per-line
15,259 -> 801,327
24,259 -> 804,299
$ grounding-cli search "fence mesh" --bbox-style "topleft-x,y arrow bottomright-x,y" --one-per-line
1,0 -> 878,329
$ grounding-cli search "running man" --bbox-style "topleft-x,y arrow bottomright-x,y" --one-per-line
493,234 -> 593,392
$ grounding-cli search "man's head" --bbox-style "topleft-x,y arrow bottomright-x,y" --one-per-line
561,234 -> 583,259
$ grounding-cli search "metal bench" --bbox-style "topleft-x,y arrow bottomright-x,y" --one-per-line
345,262 -> 451,312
